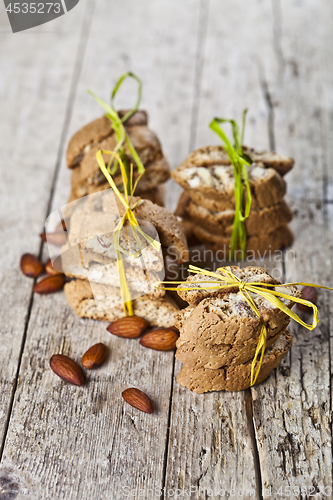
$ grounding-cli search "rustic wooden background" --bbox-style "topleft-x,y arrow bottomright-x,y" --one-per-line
0,0 -> 332,498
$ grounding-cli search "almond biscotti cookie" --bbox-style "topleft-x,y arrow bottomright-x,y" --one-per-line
77,125 -> 163,186
177,329 -> 292,392
66,109 -> 148,169
70,155 -> 170,199
102,195 -> 189,264
186,199 -> 293,237
193,224 -> 293,254
65,192 -> 189,269
64,279 -> 179,327
69,182 -> 165,208
172,144 -> 293,178
176,266 -> 281,305
174,285 -> 297,346
172,146 -> 286,212
61,248 -> 164,299
242,146 -> 294,177
175,328 -> 283,369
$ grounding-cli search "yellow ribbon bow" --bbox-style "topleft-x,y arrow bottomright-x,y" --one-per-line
158,265 -> 333,385
96,150 -> 161,316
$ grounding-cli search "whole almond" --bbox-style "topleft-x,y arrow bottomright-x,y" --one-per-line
107,316 -> 148,338
20,253 -> 44,278
34,274 -> 65,294
82,343 -> 106,369
122,388 -> 154,414
40,232 -> 67,246
139,328 -> 179,351
297,286 -> 318,313
45,258 -> 63,276
50,354 -> 85,386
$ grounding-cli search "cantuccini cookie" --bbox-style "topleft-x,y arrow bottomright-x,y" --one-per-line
176,266 -> 281,305
186,199 -> 293,237
193,224 -> 293,254
177,329 -> 292,393
102,195 -> 189,264
70,155 -> 170,199
175,328 -> 283,369
172,144 -> 293,178
174,284 -> 298,346
61,248 -> 164,299
172,163 -> 286,212
77,125 -> 163,187
64,279 -> 179,327
69,183 -> 165,207
242,146 -> 294,177
172,146 -> 287,212
64,191 -> 189,271
66,110 -> 148,169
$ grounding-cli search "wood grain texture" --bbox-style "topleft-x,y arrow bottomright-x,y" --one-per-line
164,1 -> 274,496
1,291 -> 175,499
0,0 -> 332,498
0,1 -> 201,498
52,0 -> 202,213
249,1 -> 333,497
252,201 -> 332,497
0,1 -> 88,452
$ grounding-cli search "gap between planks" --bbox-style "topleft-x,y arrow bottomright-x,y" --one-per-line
161,2 -> 210,495
0,0 -> 96,463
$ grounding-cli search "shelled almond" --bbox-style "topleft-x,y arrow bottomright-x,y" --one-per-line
107,316 -> 148,338
34,274 -> 65,294
20,253 -> 44,278
139,328 -> 179,351
82,343 -> 106,369
50,354 -> 85,386
122,388 -> 154,414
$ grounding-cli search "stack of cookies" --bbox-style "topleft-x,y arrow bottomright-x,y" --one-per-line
174,266 -> 299,392
172,146 -> 295,255
60,190 -> 189,327
66,110 -> 170,207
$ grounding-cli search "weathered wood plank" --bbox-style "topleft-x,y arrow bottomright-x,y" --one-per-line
252,201 -> 332,498
250,0 -> 333,496
52,0 -> 202,213
0,1 -> 201,498
194,0 -> 273,152
266,0 -> 331,202
0,1 -> 88,452
164,1 -> 278,497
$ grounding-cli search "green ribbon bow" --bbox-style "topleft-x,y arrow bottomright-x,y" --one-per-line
209,110 -> 253,260
88,72 -> 145,193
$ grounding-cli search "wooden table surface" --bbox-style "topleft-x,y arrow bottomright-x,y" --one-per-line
0,0 -> 332,498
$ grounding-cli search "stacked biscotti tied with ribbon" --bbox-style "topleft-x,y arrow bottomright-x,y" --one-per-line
66,109 -> 170,207
61,190 -> 189,327
172,145 -> 295,255
174,266 -> 299,393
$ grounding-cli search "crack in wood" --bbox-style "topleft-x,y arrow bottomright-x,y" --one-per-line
0,0 -> 96,465
188,0 -> 210,154
271,0 -> 286,79
257,62 -> 276,152
245,390 -> 264,500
